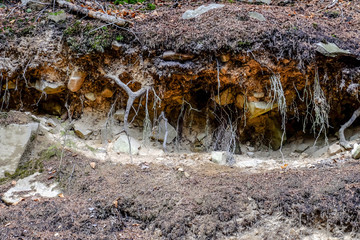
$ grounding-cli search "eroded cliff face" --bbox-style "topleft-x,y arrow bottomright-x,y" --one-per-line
1,0 -> 360,153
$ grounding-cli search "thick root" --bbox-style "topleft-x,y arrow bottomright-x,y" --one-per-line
339,107 -> 360,150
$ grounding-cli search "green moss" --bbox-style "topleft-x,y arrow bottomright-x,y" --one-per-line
64,20 -> 115,54
114,0 -> 144,4
116,35 -> 124,41
48,10 -> 65,16
147,3 -> 156,10
0,158 -> 44,184
237,40 -> 252,50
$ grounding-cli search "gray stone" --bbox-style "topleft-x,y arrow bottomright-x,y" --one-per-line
152,120 -> 177,144
114,109 -> 125,122
73,122 -> 92,139
182,4 -> 224,20
48,11 -> 67,23
0,123 -> 39,178
162,51 -> 194,61
85,92 -> 96,101
349,133 -> 360,141
247,152 -> 255,157
34,80 -> 65,94
247,146 -> 255,152
352,144 -> 360,159
328,143 -> 342,156
113,134 -> 141,155
2,172 -> 61,205
249,12 -> 266,22
211,151 -> 227,165
45,118 -> 57,128
197,132 -> 212,148
313,146 -> 329,158
294,143 -> 309,153
316,42 -> 351,57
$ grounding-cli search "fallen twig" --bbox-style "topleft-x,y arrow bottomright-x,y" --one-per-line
56,0 -> 127,26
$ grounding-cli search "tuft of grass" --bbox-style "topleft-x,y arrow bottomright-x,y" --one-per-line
48,10 -> 64,16
147,3 -> 156,10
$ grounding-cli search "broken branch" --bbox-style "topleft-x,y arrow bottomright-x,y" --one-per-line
56,0 -> 127,26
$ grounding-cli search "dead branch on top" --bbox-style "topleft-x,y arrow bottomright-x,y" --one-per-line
56,0 -> 127,27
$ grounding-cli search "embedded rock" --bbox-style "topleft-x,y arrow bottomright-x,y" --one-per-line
113,134 -> 141,155
74,122 -> 92,139
248,101 -> 277,119
328,143 -> 342,156
2,172 -> 61,205
67,70 -> 86,92
0,123 -> 39,178
316,42 -> 351,57
101,88 -> 114,98
48,11 -> 67,23
162,51 -> 194,61
182,4 -> 224,20
152,120 -> 177,144
215,88 -> 235,106
351,144 -> 360,159
249,12 -> 266,22
34,80 -> 65,94
211,151 -> 227,165
85,92 -> 96,101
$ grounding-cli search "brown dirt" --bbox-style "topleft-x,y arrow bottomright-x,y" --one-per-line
1,148 -> 360,239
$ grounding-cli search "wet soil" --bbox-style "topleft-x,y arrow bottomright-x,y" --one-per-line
1,149 -> 360,239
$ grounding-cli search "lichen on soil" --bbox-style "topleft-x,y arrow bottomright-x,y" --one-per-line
1,0 -> 360,239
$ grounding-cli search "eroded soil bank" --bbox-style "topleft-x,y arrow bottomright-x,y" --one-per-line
1,0 -> 360,239
1,0 -> 360,150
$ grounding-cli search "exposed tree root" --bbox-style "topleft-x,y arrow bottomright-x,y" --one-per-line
339,107 -> 360,150
105,74 -> 151,134
57,0 -> 127,26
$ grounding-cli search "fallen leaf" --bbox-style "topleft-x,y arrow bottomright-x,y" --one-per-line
90,162 -> 96,169
58,193 -> 64,198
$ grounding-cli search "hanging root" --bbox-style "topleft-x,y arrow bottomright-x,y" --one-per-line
105,74 -> 151,134
269,74 -> 287,160
158,111 -> 169,152
339,107 -> 360,150
312,70 -> 330,145
106,74 -> 151,160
